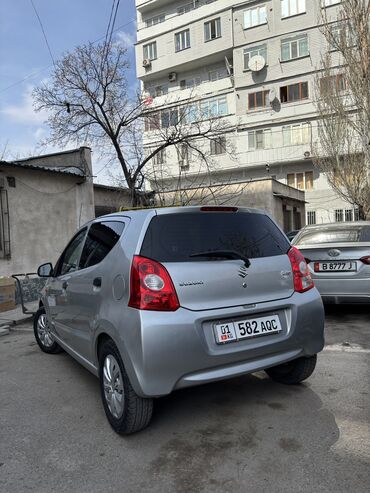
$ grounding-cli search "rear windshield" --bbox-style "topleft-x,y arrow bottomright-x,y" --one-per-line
294,225 -> 370,245
140,212 -> 290,262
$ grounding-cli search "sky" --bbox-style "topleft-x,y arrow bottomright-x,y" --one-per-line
0,0 -> 138,183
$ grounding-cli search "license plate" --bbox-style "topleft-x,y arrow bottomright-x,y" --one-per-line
214,315 -> 282,344
314,261 -> 357,272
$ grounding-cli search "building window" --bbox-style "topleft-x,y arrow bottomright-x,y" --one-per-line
248,129 -> 272,149
335,209 -> 344,222
184,104 -> 199,123
145,84 -> 168,98
161,108 -> 179,128
145,14 -> 165,27
200,97 -> 228,118
282,123 -> 311,145
177,1 -> 199,15
280,82 -> 308,103
319,74 -> 347,95
248,90 -> 269,110
152,149 -> 166,166
307,211 -> 316,225
175,29 -> 191,52
143,42 -> 157,61
287,171 -> 314,190
178,143 -> 192,170
345,209 -> 353,222
281,0 -> 306,18
244,44 -> 267,70
281,34 -> 309,61
210,137 -> 226,155
204,18 -> 221,41
144,112 -> 160,131
180,77 -> 201,90
208,68 -> 228,81
244,5 -> 267,29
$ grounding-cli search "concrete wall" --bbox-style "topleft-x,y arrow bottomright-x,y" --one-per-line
0,148 -> 94,277
94,185 -> 132,216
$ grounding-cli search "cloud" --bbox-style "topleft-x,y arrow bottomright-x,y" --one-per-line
115,30 -> 136,49
0,86 -> 47,125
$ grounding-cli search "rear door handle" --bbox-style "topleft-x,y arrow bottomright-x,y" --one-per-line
62,281 -> 68,290
93,277 -> 102,288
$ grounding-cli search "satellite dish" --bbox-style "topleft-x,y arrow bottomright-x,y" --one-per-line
248,55 -> 266,72
268,88 -> 276,102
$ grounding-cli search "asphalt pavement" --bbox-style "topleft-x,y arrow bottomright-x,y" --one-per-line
0,305 -> 369,493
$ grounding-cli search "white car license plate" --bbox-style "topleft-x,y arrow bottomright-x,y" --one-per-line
214,315 -> 282,344
315,261 -> 357,272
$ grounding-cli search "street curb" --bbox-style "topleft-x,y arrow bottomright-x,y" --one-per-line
0,315 -> 34,329
0,326 -> 10,337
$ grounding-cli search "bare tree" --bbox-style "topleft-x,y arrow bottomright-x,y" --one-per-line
313,0 -> 370,219
33,41 -> 236,206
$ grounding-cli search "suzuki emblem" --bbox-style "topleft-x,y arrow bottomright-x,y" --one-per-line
238,266 -> 248,278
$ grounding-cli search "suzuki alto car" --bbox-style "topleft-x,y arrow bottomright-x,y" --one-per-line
35,206 -> 325,434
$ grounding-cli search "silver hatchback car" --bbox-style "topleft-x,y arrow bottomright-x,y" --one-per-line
35,206 -> 324,434
293,222 -> 370,304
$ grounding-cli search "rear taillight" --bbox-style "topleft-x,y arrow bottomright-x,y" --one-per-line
360,256 -> 370,265
288,247 -> 314,293
128,256 -> 179,311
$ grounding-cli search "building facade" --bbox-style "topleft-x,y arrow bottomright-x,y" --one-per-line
135,0 -> 357,226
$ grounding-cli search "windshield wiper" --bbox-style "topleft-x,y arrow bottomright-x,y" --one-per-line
190,250 -> 251,268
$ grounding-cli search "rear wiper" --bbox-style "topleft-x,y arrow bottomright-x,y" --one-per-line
190,250 -> 251,268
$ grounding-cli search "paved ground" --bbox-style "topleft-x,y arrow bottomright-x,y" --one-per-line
0,306 -> 369,493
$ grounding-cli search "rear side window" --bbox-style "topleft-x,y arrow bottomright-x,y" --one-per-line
295,225 -> 370,245
79,221 -> 125,269
140,212 -> 290,262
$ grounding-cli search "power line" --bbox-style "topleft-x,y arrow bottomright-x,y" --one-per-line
29,0 -> 56,67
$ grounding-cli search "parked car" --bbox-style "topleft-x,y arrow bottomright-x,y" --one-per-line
34,206 -> 325,434
286,229 -> 301,242
292,221 -> 370,304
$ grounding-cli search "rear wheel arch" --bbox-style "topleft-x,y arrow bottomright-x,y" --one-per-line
96,333 -> 114,361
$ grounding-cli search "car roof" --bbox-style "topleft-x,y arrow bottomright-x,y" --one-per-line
301,221 -> 370,230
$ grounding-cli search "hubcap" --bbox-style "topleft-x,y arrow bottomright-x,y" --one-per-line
37,314 -> 54,348
103,355 -> 124,419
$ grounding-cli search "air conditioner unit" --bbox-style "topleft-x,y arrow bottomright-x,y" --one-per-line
168,72 -> 177,82
142,59 -> 151,68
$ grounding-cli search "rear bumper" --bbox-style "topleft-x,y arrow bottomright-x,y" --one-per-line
120,288 -> 325,397
313,277 -> 370,304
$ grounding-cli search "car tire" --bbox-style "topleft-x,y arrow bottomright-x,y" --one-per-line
33,307 -> 63,354
265,355 -> 317,385
98,339 -> 153,435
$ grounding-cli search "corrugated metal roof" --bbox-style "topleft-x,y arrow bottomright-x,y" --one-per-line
0,160 -> 85,177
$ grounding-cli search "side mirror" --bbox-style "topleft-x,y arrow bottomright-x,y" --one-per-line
38,262 -> 53,278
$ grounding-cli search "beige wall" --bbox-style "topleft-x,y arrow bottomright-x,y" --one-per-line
0,148 -> 94,276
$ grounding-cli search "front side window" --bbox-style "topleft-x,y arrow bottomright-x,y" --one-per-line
79,222 -> 125,270
56,228 -> 87,277
281,34 -> 309,61
280,82 -> 308,103
248,90 -> 269,110
143,42 -> 157,60
204,18 -> 221,41
244,6 -> 267,29
210,137 -> 226,155
281,0 -> 306,18
248,129 -> 272,149
175,29 -> 191,52
282,122 -> 311,145
244,44 -> 267,69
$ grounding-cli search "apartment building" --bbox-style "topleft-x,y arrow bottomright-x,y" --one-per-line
135,0 -> 357,226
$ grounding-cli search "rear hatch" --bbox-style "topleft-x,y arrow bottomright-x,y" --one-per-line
140,209 -> 294,311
